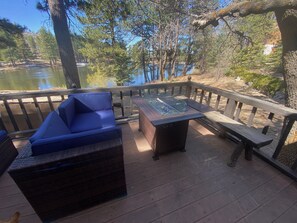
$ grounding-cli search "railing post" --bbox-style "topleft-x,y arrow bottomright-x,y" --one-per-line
273,117 -> 295,159
185,76 -> 192,98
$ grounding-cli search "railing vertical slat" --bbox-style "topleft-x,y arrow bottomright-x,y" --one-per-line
33,97 -> 44,122
234,102 -> 243,121
193,88 -> 198,101
3,99 -> 19,131
61,95 -> 65,101
171,87 -> 174,96
199,90 -> 205,104
247,107 -> 258,127
179,86 -> 182,95
207,92 -> 212,106
138,89 -> 142,97
18,99 -> 33,129
129,90 -> 133,115
214,95 -> 221,110
262,112 -> 274,134
120,91 -> 124,117
47,96 -> 54,111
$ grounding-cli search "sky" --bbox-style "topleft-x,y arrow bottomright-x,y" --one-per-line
0,0 -> 51,33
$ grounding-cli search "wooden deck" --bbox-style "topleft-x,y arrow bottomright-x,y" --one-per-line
1,121 -> 297,223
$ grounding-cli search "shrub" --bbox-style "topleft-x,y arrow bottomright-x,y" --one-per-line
226,66 -> 284,96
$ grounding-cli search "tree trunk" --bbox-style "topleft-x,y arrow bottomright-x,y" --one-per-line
171,18 -> 180,78
141,40 -> 148,83
182,38 -> 193,76
160,51 -> 168,81
275,9 -> 297,109
48,0 -> 81,89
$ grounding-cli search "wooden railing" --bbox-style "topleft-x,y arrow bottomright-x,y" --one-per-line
1,80 -> 297,179
0,82 -> 189,137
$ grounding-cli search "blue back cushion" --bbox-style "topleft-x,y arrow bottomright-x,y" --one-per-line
58,97 -> 76,127
29,111 -> 71,143
70,92 -> 112,113
70,112 -> 102,133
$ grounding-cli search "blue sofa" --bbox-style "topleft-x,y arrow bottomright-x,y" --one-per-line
29,92 -> 121,156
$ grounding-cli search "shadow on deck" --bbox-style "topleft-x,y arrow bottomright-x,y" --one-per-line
0,121 -> 297,223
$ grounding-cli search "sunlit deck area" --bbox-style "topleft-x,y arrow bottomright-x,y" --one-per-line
1,120 -> 297,223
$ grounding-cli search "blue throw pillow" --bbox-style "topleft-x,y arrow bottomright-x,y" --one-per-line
29,111 -> 71,143
71,92 -> 112,112
58,97 -> 76,127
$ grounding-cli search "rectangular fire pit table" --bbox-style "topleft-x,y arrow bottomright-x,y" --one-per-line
132,96 -> 204,160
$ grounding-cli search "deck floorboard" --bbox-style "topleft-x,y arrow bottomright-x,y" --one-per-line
0,121 -> 296,223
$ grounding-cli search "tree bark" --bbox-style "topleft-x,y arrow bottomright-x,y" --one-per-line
141,40 -> 149,83
192,0 -> 297,29
275,9 -> 297,109
48,0 -> 81,89
182,38 -> 193,76
171,18 -> 180,78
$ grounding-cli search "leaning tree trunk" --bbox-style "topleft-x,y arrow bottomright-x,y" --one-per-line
48,0 -> 81,89
275,9 -> 297,109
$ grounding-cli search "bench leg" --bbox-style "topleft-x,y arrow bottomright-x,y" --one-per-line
245,144 -> 253,161
227,143 -> 244,167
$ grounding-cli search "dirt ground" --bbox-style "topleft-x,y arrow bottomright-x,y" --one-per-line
175,72 -> 285,105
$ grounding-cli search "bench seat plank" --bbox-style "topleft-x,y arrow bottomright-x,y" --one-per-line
203,111 -> 273,148
187,99 -> 274,166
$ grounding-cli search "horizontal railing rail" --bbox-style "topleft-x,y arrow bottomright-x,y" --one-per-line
1,79 -> 297,179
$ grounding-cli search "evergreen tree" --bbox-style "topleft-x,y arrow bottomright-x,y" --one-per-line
0,18 -> 25,49
15,36 -> 34,62
36,27 -> 59,65
25,34 -> 38,58
80,0 -> 132,86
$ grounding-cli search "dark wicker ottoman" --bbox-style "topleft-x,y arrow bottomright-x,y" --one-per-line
0,133 -> 18,176
8,138 -> 127,222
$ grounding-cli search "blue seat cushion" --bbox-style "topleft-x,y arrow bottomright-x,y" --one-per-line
70,112 -> 102,133
95,110 -> 116,128
29,111 -> 71,143
71,92 -> 112,112
0,130 -> 7,142
31,126 -> 122,156
58,97 -> 76,127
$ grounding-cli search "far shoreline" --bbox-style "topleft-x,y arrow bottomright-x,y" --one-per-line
0,60 -> 59,71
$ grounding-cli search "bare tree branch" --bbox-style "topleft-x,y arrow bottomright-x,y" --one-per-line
192,0 -> 297,29
220,18 -> 253,47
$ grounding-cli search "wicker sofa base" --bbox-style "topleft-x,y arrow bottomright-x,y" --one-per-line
8,138 -> 126,222
0,135 -> 18,176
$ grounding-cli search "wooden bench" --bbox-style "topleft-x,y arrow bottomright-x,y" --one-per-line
187,99 -> 273,167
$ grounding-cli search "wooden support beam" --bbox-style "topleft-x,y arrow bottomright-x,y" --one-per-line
273,118 -> 295,159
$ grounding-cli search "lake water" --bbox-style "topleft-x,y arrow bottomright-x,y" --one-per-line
0,65 -> 189,90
